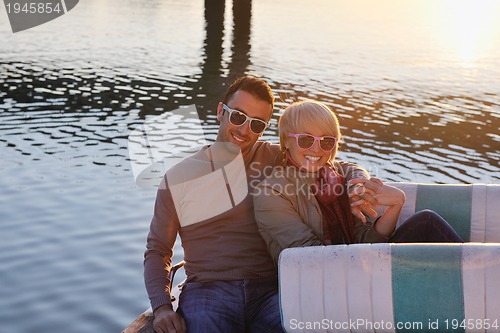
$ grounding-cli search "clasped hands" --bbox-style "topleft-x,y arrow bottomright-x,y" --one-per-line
348,177 -> 406,223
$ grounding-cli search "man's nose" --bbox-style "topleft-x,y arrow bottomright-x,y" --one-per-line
238,120 -> 252,135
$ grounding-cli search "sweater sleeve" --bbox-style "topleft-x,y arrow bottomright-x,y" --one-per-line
353,216 -> 390,243
336,160 -> 370,181
253,183 -> 323,267
144,176 -> 180,311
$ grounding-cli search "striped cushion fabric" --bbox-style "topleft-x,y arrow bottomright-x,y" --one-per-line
385,184 -> 500,242
279,243 -> 500,333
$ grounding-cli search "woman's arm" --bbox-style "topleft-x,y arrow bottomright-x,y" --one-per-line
253,183 -> 323,266
373,186 -> 405,236
351,178 -> 406,237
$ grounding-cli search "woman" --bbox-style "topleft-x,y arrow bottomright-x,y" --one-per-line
253,100 -> 462,266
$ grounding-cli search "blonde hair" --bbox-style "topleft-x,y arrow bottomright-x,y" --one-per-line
278,100 -> 341,160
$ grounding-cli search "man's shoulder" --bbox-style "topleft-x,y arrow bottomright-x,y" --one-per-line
254,140 -> 280,152
165,149 -> 201,170
247,141 -> 281,165
162,147 -> 210,185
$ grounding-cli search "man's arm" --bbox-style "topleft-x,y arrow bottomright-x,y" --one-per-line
336,160 -> 370,181
144,176 -> 186,332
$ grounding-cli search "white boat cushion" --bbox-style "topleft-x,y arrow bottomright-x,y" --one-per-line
279,243 -> 500,333
381,184 -> 500,242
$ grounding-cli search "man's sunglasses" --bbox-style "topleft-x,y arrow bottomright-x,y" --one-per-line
288,133 -> 338,152
222,104 -> 269,134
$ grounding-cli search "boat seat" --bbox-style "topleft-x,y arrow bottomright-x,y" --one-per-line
384,183 -> 500,242
279,183 -> 500,332
279,243 -> 500,333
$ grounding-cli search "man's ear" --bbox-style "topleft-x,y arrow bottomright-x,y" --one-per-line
216,102 -> 223,121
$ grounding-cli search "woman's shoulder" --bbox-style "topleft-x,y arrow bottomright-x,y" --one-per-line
253,166 -> 314,200
255,166 -> 293,189
253,167 -> 299,207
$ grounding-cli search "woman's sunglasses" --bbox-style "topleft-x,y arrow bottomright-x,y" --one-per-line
222,104 -> 269,134
288,133 -> 338,152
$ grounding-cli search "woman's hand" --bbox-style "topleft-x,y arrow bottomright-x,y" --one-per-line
348,178 -> 382,223
372,183 -> 406,208
348,178 -> 405,222
349,178 -> 406,236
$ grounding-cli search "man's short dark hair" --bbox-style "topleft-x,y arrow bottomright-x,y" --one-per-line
223,77 -> 274,112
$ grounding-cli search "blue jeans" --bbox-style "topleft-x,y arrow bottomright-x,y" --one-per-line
178,277 -> 285,333
389,209 -> 464,242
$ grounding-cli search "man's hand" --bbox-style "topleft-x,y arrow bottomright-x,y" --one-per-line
153,304 -> 187,333
348,178 -> 383,223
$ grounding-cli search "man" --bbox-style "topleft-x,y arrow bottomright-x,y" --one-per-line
144,77 -> 375,333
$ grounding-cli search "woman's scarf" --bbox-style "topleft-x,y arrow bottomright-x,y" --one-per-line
286,151 -> 355,244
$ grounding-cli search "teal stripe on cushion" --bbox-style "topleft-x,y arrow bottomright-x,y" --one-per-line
416,185 -> 472,241
392,244 -> 464,333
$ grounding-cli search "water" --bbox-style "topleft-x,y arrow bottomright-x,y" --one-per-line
1,0 -> 499,332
